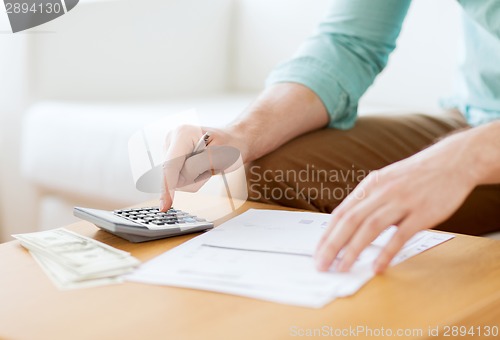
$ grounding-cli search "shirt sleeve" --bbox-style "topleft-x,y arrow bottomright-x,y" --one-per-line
266,0 -> 411,129
458,0 -> 500,38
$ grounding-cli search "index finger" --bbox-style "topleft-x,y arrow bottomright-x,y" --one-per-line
160,126 -> 203,211
161,156 -> 184,211
373,220 -> 415,274
316,176 -> 373,252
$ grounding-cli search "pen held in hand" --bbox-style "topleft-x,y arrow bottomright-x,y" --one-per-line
191,132 -> 212,156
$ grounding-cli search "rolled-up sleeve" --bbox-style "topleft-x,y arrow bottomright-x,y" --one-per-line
458,0 -> 500,38
266,0 -> 411,129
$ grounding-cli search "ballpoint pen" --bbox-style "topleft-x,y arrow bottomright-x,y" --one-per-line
189,131 -> 236,211
191,132 -> 211,156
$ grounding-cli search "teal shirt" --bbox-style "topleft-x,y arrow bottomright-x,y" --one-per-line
266,0 -> 500,129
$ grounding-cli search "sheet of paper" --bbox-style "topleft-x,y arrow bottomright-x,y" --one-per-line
126,209 -> 454,308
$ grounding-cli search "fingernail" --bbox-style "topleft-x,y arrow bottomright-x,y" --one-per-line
159,199 -> 165,212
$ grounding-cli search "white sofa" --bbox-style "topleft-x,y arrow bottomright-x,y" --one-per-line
0,0 -> 466,240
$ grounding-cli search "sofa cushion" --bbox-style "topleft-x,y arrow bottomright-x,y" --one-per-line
31,0 -> 233,101
21,94 -> 254,205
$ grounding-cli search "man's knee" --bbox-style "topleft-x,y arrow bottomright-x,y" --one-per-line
245,149 -> 349,212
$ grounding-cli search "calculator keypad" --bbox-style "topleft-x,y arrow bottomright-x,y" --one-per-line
113,207 -> 208,230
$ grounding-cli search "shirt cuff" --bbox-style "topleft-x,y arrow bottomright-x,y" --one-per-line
265,56 -> 357,130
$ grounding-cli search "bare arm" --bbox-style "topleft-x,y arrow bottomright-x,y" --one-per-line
468,120 -> 500,185
159,82 -> 328,211
226,83 -> 329,163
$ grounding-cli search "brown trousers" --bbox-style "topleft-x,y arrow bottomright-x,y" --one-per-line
247,112 -> 500,236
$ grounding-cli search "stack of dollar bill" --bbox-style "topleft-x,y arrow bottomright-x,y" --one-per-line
13,228 -> 140,290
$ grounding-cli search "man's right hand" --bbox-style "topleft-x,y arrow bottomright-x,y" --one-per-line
159,125 -> 248,212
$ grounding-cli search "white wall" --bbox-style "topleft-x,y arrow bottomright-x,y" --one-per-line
232,0 -> 462,112
232,0 -> 331,91
360,0 -> 462,113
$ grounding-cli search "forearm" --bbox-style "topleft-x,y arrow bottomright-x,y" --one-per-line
466,120 -> 500,185
226,83 -> 329,163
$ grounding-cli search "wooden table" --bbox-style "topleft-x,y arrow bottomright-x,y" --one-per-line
1,199 -> 499,340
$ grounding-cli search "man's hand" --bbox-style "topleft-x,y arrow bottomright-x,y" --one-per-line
314,128 -> 481,274
160,125 -> 248,212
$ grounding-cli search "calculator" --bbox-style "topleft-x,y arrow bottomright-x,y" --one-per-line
74,206 -> 214,243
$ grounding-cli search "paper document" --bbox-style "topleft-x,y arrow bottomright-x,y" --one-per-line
126,209 -> 454,308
